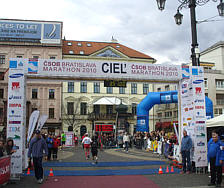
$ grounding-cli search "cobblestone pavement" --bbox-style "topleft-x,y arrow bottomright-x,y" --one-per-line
3,146 -> 223,188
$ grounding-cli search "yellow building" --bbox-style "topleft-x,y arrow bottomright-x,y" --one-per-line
62,39 -> 156,137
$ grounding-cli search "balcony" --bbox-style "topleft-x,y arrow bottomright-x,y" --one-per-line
88,112 -> 135,121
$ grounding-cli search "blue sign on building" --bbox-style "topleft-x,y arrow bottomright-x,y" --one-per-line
0,20 -> 61,44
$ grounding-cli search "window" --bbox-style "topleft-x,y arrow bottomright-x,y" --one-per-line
165,85 -> 170,91
32,89 -> 38,99
0,55 -> 5,64
132,103 -> 137,115
143,83 -> 149,94
77,43 -> 82,46
106,105 -> 113,114
0,89 -> 3,99
94,82 -> 100,93
50,56 -> 56,59
157,88 -> 161,92
33,56 -> 39,59
165,111 -> 172,118
80,82 -> 87,93
80,51 -> 84,55
49,108 -> 54,119
0,108 -> 3,118
17,56 -> 23,58
68,82 -> 74,93
69,50 -> 74,54
87,43 -> 91,47
67,42 -> 72,46
158,113 -> 162,118
173,110 -> 178,118
80,102 -> 87,115
0,72 -> 4,80
119,87 -> 125,94
204,78 -> 208,88
93,105 -> 100,114
107,87 -> 113,94
216,79 -> 224,88
216,94 -> 224,105
67,102 -> 74,115
131,83 -> 137,94
214,108 -> 223,115
49,89 -> 55,99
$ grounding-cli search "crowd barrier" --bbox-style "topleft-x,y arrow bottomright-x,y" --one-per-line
0,155 -> 11,185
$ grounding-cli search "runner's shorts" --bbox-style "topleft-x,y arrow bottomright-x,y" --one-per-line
84,144 -> 90,149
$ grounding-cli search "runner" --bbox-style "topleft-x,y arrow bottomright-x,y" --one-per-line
82,133 -> 92,160
91,135 -> 98,164
61,131 -> 66,150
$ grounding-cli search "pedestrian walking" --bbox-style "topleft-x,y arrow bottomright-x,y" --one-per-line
28,130 -> 48,184
123,132 -> 130,153
82,133 -> 92,160
91,135 -> 98,164
180,129 -> 192,174
207,131 -> 223,187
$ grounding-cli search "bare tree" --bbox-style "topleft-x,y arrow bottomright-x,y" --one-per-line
62,98 -> 80,131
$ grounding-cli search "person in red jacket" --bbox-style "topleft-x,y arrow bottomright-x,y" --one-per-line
53,135 -> 60,160
74,134 -> 79,148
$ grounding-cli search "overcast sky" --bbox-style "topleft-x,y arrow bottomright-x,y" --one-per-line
1,0 -> 224,64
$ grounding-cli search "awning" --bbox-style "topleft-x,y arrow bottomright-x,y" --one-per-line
206,114 -> 224,127
93,97 -> 126,105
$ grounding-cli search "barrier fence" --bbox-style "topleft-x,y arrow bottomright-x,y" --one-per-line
0,156 -> 11,185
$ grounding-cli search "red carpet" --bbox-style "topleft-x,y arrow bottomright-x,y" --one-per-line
41,175 -> 160,188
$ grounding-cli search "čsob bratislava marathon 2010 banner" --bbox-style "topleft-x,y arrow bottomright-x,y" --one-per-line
7,58 -> 207,174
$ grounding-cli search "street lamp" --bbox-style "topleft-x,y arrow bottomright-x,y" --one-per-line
156,0 -> 224,66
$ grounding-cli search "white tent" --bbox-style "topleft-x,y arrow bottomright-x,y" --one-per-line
206,114 -> 224,127
93,97 -> 127,105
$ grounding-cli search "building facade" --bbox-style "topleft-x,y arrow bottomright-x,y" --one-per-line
61,39 -> 156,136
0,19 -> 63,138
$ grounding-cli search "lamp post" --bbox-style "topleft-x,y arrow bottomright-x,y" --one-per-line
156,0 -> 224,66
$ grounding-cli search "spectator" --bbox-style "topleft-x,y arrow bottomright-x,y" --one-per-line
28,130 -> 48,184
52,135 -> 60,160
61,131 -> 66,149
74,134 -> 79,148
207,132 -> 222,187
0,139 -> 5,157
5,138 -> 16,155
180,130 -> 192,174
46,134 -> 53,160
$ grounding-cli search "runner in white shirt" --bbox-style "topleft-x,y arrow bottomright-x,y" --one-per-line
82,133 -> 92,160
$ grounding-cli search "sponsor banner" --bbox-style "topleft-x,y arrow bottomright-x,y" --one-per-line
0,20 -> 62,44
7,60 -> 26,174
180,66 -> 207,167
0,156 -> 11,185
24,58 -> 182,81
36,114 -> 48,131
27,110 -> 40,143
65,132 -> 74,147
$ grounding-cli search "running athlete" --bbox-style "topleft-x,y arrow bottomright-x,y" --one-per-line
82,133 -> 92,160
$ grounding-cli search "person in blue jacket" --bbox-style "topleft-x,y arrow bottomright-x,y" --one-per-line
180,129 -> 193,174
46,134 -> 53,161
207,131 -> 222,187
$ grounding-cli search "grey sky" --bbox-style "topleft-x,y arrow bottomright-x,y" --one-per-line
1,0 -> 224,64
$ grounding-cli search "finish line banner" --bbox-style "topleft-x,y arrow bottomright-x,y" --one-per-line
20,58 -> 182,81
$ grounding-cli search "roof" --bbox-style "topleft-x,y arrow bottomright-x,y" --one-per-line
201,41 -> 224,54
62,40 -> 154,60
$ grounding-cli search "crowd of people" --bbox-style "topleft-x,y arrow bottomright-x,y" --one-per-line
1,129 -> 224,186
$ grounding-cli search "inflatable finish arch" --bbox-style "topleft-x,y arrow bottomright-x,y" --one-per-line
136,90 -> 213,132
